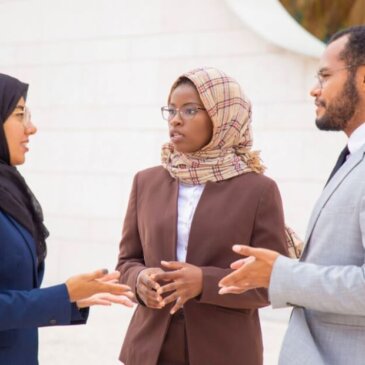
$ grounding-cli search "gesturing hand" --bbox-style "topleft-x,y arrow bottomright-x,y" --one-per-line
151,261 -> 203,315
136,268 -> 165,309
76,271 -> 134,308
66,269 -> 131,303
218,245 -> 279,294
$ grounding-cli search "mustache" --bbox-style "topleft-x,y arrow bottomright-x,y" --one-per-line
315,99 -> 326,108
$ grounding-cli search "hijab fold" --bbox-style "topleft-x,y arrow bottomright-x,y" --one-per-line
0,73 -> 48,264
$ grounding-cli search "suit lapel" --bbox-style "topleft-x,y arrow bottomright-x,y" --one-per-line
164,175 -> 179,261
303,145 -> 365,250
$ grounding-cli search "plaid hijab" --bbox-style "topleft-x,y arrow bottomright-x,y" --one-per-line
161,67 -> 264,185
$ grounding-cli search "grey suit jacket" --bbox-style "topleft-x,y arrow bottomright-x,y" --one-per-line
269,142 -> 365,365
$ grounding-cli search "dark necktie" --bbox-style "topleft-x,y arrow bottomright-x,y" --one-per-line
325,145 -> 349,186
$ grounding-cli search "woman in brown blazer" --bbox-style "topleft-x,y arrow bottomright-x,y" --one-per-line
116,67 -> 289,365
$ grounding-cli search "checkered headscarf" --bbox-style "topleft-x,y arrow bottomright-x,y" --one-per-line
161,67 -> 264,185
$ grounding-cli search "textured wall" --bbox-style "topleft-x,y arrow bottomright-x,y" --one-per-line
0,0 -> 346,364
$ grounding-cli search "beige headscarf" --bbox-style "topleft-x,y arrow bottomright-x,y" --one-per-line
161,67 -> 264,185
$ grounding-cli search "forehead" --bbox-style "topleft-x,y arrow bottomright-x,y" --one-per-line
169,83 -> 201,104
319,35 -> 349,69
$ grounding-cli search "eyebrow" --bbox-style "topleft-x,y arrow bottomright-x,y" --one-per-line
14,105 -> 25,111
317,67 -> 328,73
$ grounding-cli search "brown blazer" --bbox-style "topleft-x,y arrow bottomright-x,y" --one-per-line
116,166 -> 288,365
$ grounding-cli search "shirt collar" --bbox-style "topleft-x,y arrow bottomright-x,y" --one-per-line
348,122 -> 365,154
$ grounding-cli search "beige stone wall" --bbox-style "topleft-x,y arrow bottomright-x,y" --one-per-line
0,0 -> 346,363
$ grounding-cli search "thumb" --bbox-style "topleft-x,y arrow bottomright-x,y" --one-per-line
83,268 -> 109,281
232,245 -> 266,260
233,245 -> 276,263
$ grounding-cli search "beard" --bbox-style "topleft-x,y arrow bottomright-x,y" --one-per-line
315,74 -> 359,131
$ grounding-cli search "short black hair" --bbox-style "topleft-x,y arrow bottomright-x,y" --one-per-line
328,25 -> 365,68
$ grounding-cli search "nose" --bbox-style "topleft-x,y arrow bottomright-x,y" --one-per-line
25,120 -> 37,135
310,82 -> 321,98
169,111 -> 183,126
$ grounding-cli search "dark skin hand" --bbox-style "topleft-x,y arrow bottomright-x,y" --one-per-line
151,261 -> 203,314
136,267 -> 165,309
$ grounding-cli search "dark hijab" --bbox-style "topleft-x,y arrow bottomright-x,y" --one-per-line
0,73 -> 48,264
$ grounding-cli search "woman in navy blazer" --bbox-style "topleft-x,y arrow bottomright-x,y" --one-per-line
0,73 -> 133,365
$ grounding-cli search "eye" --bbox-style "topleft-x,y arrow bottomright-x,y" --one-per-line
319,72 -> 330,79
167,108 -> 176,116
15,112 -> 24,120
183,107 -> 198,116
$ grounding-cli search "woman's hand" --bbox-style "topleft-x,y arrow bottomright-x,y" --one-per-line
136,268 -> 165,309
151,261 -> 203,314
76,271 -> 134,308
66,269 -> 132,303
76,293 -> 134,308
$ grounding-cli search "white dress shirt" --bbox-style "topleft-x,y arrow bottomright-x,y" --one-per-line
176,183 -> 205,262
348,122 -> 365,155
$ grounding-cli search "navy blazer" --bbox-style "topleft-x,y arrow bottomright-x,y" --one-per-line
0,209 -> 88,365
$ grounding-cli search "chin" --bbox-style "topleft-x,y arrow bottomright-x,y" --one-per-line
11,156 -> 26,166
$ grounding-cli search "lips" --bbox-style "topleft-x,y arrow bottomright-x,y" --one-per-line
21,140 -> 29,152
170,130 -> 185,143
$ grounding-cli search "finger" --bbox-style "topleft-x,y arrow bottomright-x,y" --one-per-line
98,293 -> 135,307
82,268 -> 109,281
97,271 -> 121,282
161,291 -> 179,306
230,256 -> 255,269
97,282 -> 129,295
91,299 -> 113,306
170,296 -> 184,315
161,261 -> 184,270
123,291 -> 135,299
218,286 -> 248,295
139,285 -> 164,306
152,271 -> 179,282
218,271 -> 243,288
140,274 -> 161,291
232,245 -> 270,260
157,282 -> 177,295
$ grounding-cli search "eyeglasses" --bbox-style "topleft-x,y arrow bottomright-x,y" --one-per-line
13,106 -> 32,128
315,64 -> 357,88
161,104 -> 206,122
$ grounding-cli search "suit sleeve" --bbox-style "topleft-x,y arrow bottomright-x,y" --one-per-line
269,195 -> 365,315
0,284 -> 88,331
115,174 -> 146,296
197,180 -> 289,309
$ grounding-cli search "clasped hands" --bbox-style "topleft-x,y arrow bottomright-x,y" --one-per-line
136,261 -> 202,314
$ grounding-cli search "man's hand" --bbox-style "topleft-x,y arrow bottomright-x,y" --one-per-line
152,261 -> 203,315
218,245 -> 280,294
66,269 -> 131,302
136,268 -> 165,309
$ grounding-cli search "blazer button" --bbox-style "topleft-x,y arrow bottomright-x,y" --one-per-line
50,319 -> 57,325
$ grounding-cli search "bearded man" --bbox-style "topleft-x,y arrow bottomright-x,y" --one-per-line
219,25 -> 365,365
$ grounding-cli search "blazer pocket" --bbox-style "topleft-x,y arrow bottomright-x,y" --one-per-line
0,330 -> 16,348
